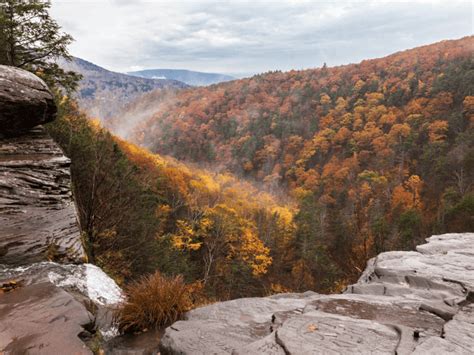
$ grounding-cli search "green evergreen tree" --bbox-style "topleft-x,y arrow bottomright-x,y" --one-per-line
0,0 -> 80,92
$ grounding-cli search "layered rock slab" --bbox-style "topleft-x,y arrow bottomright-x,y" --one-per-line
0,126 -> 86,265
160,233 -> 474,354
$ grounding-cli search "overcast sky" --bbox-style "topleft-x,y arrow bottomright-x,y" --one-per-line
51,0 -> 473,76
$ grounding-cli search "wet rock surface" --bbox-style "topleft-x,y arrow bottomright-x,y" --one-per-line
0,126 -> 86,265
0,262 -> 123,307
0,261 -> 123,353
0,262 -> 123,353
0,65 -> 56,135
160,233 -> 474,354
0,282 -> 93,354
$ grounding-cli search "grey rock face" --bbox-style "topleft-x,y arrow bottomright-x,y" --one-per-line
0,65 -> 56,135
160,233 -> 474,354
0,147 -> 122,351
0,127 -> 86,264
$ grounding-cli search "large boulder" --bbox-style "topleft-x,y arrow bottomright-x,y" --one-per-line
160,233 -> 474,354
0,262 -> 124,307
0,65 -> 56,136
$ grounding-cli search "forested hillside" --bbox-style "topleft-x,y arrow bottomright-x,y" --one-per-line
123,37 -> 474,289
48,37 -> 474,298
46,100 -> 298,299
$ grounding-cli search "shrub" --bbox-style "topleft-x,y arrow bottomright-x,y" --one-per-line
116,271 -> 202,333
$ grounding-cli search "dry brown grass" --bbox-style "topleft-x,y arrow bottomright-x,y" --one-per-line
117,271 -> 203,333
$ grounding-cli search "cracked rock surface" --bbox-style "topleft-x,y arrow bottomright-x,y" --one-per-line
160,233 -> 474,355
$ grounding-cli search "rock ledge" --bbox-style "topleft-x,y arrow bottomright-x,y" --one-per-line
160,233 -> 474,355
0,126 -> 86,264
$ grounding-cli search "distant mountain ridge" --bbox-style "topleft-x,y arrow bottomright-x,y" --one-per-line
128,68 -> 235,86
59,57 -> 188,120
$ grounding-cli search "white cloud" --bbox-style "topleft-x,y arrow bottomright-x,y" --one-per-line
50,0 -> 473,75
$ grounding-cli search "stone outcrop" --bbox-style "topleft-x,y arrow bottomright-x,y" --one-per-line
160,233 -> 474,354
0,126 -> 86,265
0,65 -> 56,135
0,65 -> 122,354
0,65 -> 85,265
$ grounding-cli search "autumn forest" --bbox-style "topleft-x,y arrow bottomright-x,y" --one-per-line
43,36 -> 473,302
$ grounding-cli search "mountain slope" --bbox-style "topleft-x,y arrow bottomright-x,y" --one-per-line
59,57 -> 188,120
128,68 -> 235,86
124,36 -> 473,288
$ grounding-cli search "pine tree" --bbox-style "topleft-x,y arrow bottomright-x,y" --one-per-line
0,0 -> 81,92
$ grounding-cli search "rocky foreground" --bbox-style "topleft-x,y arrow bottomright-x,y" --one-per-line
160,232 -> 474,354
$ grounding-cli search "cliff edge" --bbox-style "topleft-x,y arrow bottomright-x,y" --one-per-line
0,65 -> 122,354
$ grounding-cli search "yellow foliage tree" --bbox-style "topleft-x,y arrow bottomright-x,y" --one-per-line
427,120 -> 449,143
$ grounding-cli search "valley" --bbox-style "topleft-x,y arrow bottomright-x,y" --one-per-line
85,36 -> 473,294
